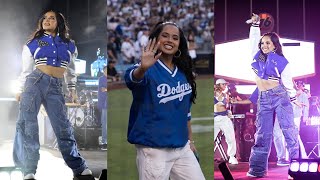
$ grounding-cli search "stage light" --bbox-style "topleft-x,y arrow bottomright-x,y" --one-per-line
9,80 -> 20,95
289,159 -> 320,179
289,161 -> 299,172
309,162 -> 318,173
0,167 -> 23,180
0,172 -> 10,180
299,162 -> 308,172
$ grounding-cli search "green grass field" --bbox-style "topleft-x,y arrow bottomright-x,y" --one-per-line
107,78 -> 213,179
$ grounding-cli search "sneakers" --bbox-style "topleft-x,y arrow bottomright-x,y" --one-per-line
246,172 -> 267,178
24,173 -> 35,180
228,156 -> 238,165
74,169 -> 95,180
277,159 -> 290,166
101,144 -> 107,151
246,172 -> 257,177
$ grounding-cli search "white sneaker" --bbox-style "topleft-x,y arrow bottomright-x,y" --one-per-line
246,171 -> 268,178
246,172 -> 257,177
24,173 -> 35,179
228,156 -> 238,165
81,168 -> 92,175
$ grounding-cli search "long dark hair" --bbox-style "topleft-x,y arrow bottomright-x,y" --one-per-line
258,32 -> 284,57
149,22 -> 197,103
28,10 -> 71,43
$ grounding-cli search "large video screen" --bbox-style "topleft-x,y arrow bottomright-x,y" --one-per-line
75,58 -> 86,74
215,38 -> 315,83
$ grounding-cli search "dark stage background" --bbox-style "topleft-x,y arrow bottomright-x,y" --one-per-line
215,0 -> 320,95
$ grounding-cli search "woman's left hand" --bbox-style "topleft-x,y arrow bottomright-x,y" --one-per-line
189,141 -> 197,152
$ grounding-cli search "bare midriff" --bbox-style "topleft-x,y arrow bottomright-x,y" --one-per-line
214,91 -> 228,113
214,104 -> 228,113
37,65 -> 66,78
255,76 -> 279,91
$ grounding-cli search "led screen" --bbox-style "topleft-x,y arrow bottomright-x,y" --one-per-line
215,38 -> 315,83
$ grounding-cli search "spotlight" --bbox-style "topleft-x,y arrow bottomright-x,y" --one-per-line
289,159 -> 320,179
0,167 -> 23,180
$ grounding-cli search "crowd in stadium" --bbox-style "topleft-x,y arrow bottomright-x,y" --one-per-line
106,0 -> 214,69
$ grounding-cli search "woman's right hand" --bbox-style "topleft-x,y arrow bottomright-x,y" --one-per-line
15,93 -> 21,102
251,13 -> 260,23
140,38 -> 162,72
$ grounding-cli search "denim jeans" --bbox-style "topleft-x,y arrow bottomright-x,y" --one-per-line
248,85 -> 299,177
13,69 -> 88,176
273,117 -> 286,160
101,109 -> 107,144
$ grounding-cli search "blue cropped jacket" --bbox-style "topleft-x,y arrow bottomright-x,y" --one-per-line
17,33 -> 77,92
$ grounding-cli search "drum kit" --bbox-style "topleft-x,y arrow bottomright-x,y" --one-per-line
66,89 -> 98,128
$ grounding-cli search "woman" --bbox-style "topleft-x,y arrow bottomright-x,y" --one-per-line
246,13 -> 299,178
13,10 -> 94,180
124,22 -> 205,180
214,78 -> 238,165
187,30 -> 197,65
98,66 -> 108,151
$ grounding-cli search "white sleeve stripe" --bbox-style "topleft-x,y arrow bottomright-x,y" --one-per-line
129,68 -> 143,83
34,47 -> 41,59
275,67 -> 280,77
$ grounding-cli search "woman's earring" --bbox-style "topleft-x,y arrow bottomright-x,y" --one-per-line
57,27 -> 60,36
174,49 -> 181,58
273,47 -> 277,52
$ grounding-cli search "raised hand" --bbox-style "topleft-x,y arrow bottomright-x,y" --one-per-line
140,38 -> 162,71
252,13 -> 260,23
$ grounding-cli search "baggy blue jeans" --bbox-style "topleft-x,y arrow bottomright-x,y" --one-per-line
101,109 -> 107,144
13,69 -> 88,176
248,85 -> 299,177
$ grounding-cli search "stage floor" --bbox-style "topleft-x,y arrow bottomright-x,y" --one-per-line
214,161 -> 291,180
0,140 -> 106,180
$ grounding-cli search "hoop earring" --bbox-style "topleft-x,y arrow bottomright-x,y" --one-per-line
273,47 -> 277,52
174,49 -> 181,58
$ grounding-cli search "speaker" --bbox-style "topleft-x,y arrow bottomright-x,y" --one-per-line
218,161 -> 234,180
99,169 -> 107,180
74,127 -> 101,149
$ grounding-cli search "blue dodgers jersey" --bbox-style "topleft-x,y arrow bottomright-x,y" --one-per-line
125,60 -> 192,148
27,33 -> 76,68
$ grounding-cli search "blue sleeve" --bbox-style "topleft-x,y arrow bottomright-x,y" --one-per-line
124,63 -> 148,90
249,87 -> 259,104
